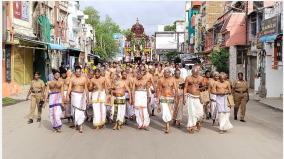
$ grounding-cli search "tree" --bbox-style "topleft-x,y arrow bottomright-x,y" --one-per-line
164,24 -> 176,31
164,21 -> 177,31
121,28 -> 131,36
84,7 -> 122,60
210,48 -> 229,73
165,51 -> 179,62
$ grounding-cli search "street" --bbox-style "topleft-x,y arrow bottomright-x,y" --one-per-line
3,100 -> 282,159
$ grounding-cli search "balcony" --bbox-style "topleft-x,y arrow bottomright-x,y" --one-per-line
59,1 -> 68,11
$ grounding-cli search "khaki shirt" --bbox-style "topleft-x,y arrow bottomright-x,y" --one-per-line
31,79 -> 45,92
233,80 -> 248,92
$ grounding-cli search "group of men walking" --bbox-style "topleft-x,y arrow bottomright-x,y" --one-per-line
26,61 -> 249,134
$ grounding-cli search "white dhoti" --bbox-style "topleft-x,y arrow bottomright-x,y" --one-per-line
92,90 -> 106,126
71,92 -> 86,126
134,90 -> 150,127
49,92 -> 63,129
186,94 -> 204,128
216,95 -> 233,131
111,96 -> 126,124
160,97 -> 175,123
210,93 -> 218,120
63,91 -> 71,118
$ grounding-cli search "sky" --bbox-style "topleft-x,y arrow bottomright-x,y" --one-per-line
80,0 -> 186,35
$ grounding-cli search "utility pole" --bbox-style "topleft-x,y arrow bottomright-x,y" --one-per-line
245,1 -> 248,81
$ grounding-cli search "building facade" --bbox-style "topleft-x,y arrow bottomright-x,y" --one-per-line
2,1 -> 95,97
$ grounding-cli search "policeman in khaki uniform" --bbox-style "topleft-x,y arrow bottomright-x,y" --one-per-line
26,72 -> 45,124
232,72 -> 249,122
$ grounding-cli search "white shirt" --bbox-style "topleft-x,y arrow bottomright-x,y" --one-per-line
180,68 -> 188,80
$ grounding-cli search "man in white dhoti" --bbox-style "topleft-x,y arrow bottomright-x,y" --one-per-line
212,72 -> 233,134
208,72 -> 219,125
132,70 -> 150,130
157,69 -> 178,133
90,69 -> 108,129
45,70 -> 64,133
184,66 -> 205,134
110,70 -> 131,130
67,66 -> 89,133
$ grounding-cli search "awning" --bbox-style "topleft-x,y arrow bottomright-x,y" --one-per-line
48,43 -> 66,50
259,34 -> 278,43
67,47 -> 81,52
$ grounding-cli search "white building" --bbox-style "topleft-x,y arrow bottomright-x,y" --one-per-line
67,1 -> 94,68
257,2 -> 283,98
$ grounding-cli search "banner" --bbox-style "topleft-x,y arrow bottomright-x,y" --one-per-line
13,1 -> 29,21
13,1 -> 22,19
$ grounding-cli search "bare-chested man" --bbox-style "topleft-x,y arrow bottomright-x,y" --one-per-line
86,70 -> 94,122
184,66 -> 205,133
67,65 -> 89,133
45,70 -> 64,132
157,68 -> 178,133
132,69 -> 151,130
212,72 -> 233,134
208,72 -> 219,125
110,70 -> 131,130
202,70 -> 211,120
142,67 -> 155,115
122,69 -> 135,121
90,69 -> 108,129
172,69 -> 185,127
109,62 -> 117,79
61,70 -> 72,122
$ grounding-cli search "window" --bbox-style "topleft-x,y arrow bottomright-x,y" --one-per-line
250,15 -> 257,35
237,49 -> 245,64
276,40 -> 282,62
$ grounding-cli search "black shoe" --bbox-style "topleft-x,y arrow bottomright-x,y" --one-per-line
37,118 -> 41,122
240,119 -> 246,122
28,119 -> 33,124
234,116 -> 237,120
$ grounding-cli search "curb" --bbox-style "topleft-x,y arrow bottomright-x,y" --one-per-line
255,100 -> 283,112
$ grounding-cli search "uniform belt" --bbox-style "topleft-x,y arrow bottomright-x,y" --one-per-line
235,90 -> 247,94
32,90 -> 42,93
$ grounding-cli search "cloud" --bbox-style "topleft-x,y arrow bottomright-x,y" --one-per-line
80,0 -> 185,35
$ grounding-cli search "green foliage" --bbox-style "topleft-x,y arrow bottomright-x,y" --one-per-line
164,24 -> 176,31
84,7 -> 122,60
165,51 -> 179,61
121,28 -> 131,36
2,97 -> 17,106
210,48 -> 229,73
164,21 -> 177,31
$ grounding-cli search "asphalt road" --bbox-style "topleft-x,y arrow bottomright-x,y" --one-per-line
3,100 -> 283,159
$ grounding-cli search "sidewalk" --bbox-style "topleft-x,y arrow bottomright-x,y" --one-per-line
7,85 -> 30,100
250,90 -> 283,111
258,98 -> 283,111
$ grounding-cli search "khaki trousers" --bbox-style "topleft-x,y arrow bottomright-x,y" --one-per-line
233,92 -> 248,120
28,93 -> 43,119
